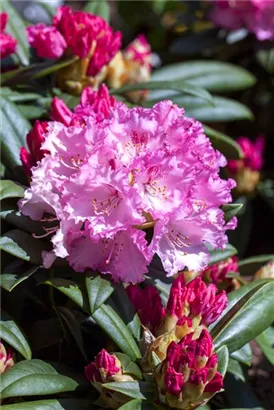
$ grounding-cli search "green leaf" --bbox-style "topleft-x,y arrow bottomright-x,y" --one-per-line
2,0 -> 30,66
216,345 -> 229,376
33,56 -> 79,79
43,278 -> 89,312
0,180 -> 25,200
17,104 -> 47,120
256,48 -> 274,74
92,304 -> 141,361
204,125 -> 243,160
211,280 -> 274,352
180,96 -> 253,122
0,359 -> 78,400
115,353 -> 142,380
227,358 -> 246,382
1,264 -> 39,292
113,80 -> 213,105
1,88 -> 41,103
84,0 -> 110,22
222,204 -> 243,223
150,60 -> 255,95
118,399 -> 143,410
238,254 -> 274,275
256,326 -> 274,365
86,275 -> 114,313
208,244 -> 237,265
0,311 -> 32,360
0,230 -> 46,264
1,399 -> 91,410
103,381 -> 145,400
0,96 -> 30,176
230,343 -> 252,366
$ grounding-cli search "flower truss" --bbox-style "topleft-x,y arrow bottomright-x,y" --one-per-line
19,86 -> 236,283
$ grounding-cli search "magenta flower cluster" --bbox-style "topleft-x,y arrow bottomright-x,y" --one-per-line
19,88 -> 236,282
210,0 -> 274,41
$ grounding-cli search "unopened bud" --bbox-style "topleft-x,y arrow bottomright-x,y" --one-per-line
50,97 -> 73,126
254,261 -> 274,280
0,343 -> 14,374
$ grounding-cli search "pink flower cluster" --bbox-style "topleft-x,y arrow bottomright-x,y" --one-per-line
158,330 -> 223,401
0,12 -> 17,59
20,86 -> 236,282
210,0 -> 274,41
203,256 -> 239,289
26,6 -> 122,76
227,136 -> 264,174
85,349 -> 120,383
124,34 -> 152,69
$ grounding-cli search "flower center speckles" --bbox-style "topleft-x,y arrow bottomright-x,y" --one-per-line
59,154 -> 83,169
124,130 -> 149,157
101,235 -> 125,264
92,188 -> 121,216
168,229 -> 192,251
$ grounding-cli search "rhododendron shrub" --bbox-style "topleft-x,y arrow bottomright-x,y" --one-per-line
19,88 -> 236,282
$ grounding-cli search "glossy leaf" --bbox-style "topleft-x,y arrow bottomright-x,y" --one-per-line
211,280 -> 274,352
113,80 -> 213,104
208,244 -> 237,265
92,304 -> 141,361
0,180 -> 25,200
0,311 -> 32,360
2,0 -> 30,66
103,381 -> 145,400
1,88 -> 41,103
0,359 -> 78,399
1,399 -> 91,410
115,353 -> 142,380
118,400 -> 142,410
34,56 -> 79,79
216,345 -> 229,376
1,264 -> 39,292
0,230 -> 45,264
84,0 -> 110,22
238,254 -> 274,275
222,204 -> 243,223
0,96 -> 29,175
230,343 -> 252,366
85,275 -> 114,313
43,278 -> 89,312
150,60 -> 255,96
204,125 -> 243,160
227,358 -> 246,382
255,326 -> 274,365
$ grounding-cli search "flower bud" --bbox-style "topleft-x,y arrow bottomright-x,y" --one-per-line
20,121 -> 49,176
203,256 -> 240,291
227,136 -> 264,195
50,97 -> 73,126
254,261 -> 274,280
155,330 -> 223,409
0,342 -> 14,374
165,274 -> 228,330
0,12 -> 17,59
85,349 -> 135,409
126,284 -> 166,335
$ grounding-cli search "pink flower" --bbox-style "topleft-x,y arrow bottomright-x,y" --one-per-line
124,34 -> 152,69
19,96 -> 236,282
228,136 -> 265,173
50,97 -> 73,126
210,0 -> 274,41
26,6 -> 121,75
166,275 -> 228,326
20,121 -> 49,176
126,284 -> 166,333
0,12 -> 17,59
26,24 -> 67,59
156,330 -> 223,406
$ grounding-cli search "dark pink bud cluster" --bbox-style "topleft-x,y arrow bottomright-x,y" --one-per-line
126,284 -> 166,334
157,330 -> 223,406
85,349 -> 121,383
0,12 -> 17,59
228,136 -> 265,173
27,6 -> 121,76
203,256 -> 239,289
20,121 -> 49,177
167,275 -> 228,326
